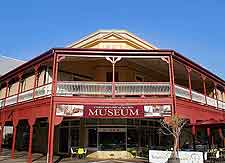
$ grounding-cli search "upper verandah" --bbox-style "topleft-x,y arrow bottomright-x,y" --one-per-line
0,30 -> 225,98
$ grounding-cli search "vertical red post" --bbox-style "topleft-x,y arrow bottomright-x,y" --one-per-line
218,128 -> 223,146
28,118 -> 35,163
0,123 -> 4,153
192,125 -> 196,151
186,67 -> 192,101
47,53 -> 58,163
214,83 -> 219,108
11,126 -> 17,159
17,74 -> 23,103
33,65 -> 39,99
28,126 -> 33,163
207,127 -> 211,149
169,54 -> 176,114
202,75 -> 207,104
4,81 -> 9,107
112,62 -> 115,98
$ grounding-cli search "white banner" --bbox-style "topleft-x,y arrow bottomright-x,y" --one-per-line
149,150 -> 204,163
56,104 -> 84,117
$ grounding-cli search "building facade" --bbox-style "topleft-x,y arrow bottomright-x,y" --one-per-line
0,30 -> 225,163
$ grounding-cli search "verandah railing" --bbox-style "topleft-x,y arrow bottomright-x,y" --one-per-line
175,84 -> 225,110
0,83 -> 52,108
1,81 -> 224,111
56,81 -> 171,96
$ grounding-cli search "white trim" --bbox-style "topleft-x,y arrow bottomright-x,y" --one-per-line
58,54 -> 170,59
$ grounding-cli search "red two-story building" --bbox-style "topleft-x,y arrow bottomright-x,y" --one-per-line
0,30 -> 225,163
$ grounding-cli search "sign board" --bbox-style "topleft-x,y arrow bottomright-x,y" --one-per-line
149,150 -> 204,163
84,105 -> 144,118
56,104 -> 171,118
98,128 -> 127,132
56,104 -> 84,117
144,105 -> 171,117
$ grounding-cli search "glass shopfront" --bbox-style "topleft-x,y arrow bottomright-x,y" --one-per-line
58,118 -> 172,154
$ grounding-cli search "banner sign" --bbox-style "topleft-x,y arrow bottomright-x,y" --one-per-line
84,105 -> 144,118
144,105 -> 171,117
56,104 -> 171,118
149,150 -> 204,163
56,104 -> 84,117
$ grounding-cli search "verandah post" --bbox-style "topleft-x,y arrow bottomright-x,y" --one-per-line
191,125 -> 196,151
28,118 -> 35,163
207,127 -> 211,149
11,119 -> 18,159
0,122 -> 4,153
47,52 -> 59,163
186,67 -> 192,101
169,53 -> 176,115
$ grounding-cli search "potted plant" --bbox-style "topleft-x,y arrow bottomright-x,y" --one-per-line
160,114 -> 186,163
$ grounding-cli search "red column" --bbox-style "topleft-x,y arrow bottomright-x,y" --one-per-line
202,76 -> 207,104
192,125 -> 196,151
11,126 -> 17,159
169,54 -> 176,114
47,54 -> 58,163
28,126 -> 33,163
207,127 -> 211,149
218,128 -> 223,147
186,67 -> 192,101
28,118 -> 35,163
0,123 -> 4,152
112,62 -> 115,98
17,74 -> 23,103
33,65 -> 39,99
4,81 -> 9,107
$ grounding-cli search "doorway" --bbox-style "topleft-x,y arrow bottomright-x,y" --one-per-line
97,128 -> 127,151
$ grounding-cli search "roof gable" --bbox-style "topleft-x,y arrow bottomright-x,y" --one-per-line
67,30 -> 157,50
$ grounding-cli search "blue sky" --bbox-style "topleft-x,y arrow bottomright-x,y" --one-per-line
1,0 -> 225,78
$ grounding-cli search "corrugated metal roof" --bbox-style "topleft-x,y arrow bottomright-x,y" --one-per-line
0,55 -> 25,76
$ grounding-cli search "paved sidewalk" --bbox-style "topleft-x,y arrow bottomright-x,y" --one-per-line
0,149 -> 147,163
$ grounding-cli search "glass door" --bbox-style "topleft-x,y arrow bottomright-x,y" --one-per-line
97,128 -> 126,151
59,128 -> 69,153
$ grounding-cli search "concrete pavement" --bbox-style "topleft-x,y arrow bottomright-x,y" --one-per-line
0,149 -> 148,163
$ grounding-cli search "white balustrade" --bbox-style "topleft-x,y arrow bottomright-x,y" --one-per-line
206,96 -> 217,108
175,85 -> 191,99
35,84 -> 52,98
115,82 -> 170,96
5,95 -> 17,106
18,90 -> 33,102
191,90 -> 206,104
57,81 -> 112,96
0,99 -> 3,108
218,101 -> 223,109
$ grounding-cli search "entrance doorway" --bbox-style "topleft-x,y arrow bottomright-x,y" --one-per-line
97,128 -> 127,151
59,128 -> 69,153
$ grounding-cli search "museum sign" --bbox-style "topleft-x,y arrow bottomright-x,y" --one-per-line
56,104 -> 171,118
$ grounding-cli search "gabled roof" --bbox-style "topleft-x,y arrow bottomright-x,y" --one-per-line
67,30 -> 157,50
0,55 -> 25,76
